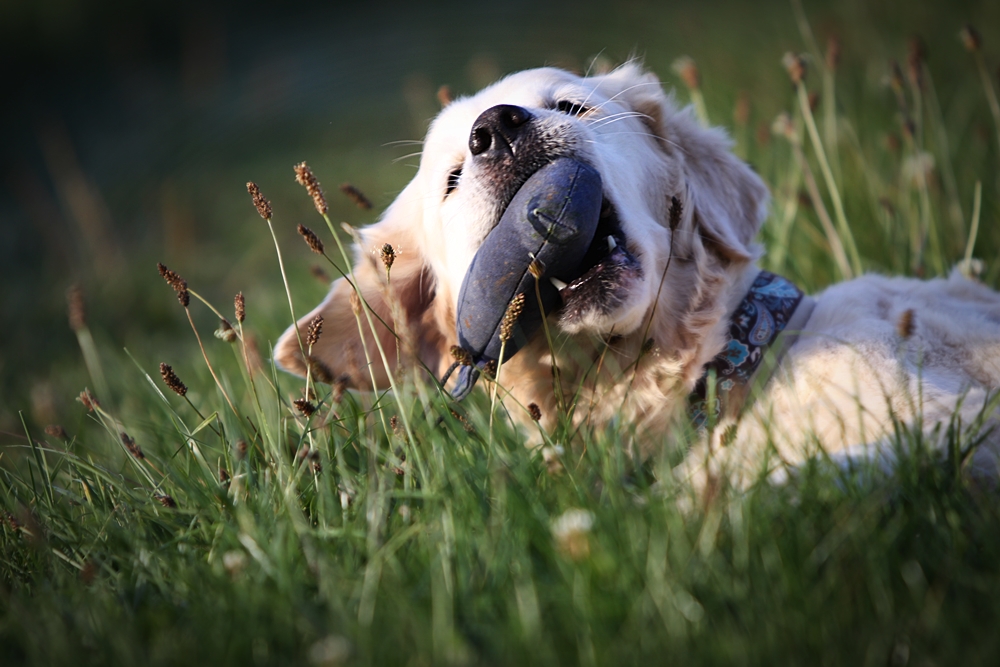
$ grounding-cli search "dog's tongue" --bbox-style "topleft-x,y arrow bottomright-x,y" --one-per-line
451,157 -> 602,400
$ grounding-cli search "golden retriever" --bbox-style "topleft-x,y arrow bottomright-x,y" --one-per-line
275,63 -> 1000,492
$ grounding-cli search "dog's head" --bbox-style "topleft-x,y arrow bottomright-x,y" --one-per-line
275,63 -> 769,404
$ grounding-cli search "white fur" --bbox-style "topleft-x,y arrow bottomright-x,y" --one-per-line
275,64 -> 1000,496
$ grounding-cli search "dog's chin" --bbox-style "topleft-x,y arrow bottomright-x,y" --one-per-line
554,198 -> 644,334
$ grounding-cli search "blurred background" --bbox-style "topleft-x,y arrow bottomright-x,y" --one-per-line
1,0 -> 998,438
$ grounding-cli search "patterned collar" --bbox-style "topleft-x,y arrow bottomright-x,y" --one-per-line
688,270 -> 813,428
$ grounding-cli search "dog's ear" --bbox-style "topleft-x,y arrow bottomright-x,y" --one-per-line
274,182 -> 449,390
596,62 -> 769,262
674,116 -> 769,262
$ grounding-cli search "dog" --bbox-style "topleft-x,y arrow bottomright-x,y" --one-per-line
275,63 -> 1000,494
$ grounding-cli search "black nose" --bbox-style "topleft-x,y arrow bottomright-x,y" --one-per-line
469,104 -> 532,157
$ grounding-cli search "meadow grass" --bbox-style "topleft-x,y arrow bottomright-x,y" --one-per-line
4,16 -> 1000,667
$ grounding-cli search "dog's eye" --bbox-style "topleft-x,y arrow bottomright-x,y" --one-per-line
555,100 -> 590,116
445,166 -> 462,197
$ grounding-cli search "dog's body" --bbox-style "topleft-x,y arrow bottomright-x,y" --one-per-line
276,64 -> 1000,490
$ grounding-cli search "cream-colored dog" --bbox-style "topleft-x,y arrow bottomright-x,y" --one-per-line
276,63 -> 1000,492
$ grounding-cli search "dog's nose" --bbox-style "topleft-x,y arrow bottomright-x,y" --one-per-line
469,105 -> 533,157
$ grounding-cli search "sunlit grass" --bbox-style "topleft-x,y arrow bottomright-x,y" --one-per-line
4,12 -> 1000,667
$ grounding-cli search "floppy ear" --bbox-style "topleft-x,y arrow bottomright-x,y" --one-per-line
274,183 -> 450,390
673,115 -> 769,262
597,62 -> 769,262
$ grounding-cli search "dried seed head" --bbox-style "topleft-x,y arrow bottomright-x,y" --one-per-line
234,292 -> 246,323
450,345 -> 472,366
908,37 -> 926,90
310,264 -> 331,284
668,196 -> 683,232
528,257 -> 545,279
641,338 -> 655,355
67,284 -> 86,332
155,494 -> 176,508
294,162 -> 328,215
121,432 -> 144,459
307,356 -> 334,384
159,362 -> 188,397
437,84 -> 453,107
306,315 -> 324,347
219,467 -> 230,485
878,197 -> 897,217
888,60 -> 905,97
390,415 -> 404,437
339,183 -> 372,210
500,292 -> 525,343
960,25 -> 981,53
721,424 -> 740,447
825,35 -> 841,72
449,409 -> 475,433
215,319 -> 238,343
45,424 -> 67,439
293,398 -> 317,417
733,91 -> 750,127
157,263 -> 189,307
349,290 -> 362,316
330,374 -> 350,404
79,560 -> 98,585
77,389 -> 99,412
672,56 -> 700,90
499,294 -> 531,347
897,309 -> 916,339
482,360 -> 497,380
528,403 -> 542,422
379,243 -> 396,272
234,439 -> 248,461
782,52 -> 806,86
297,224 -> 325,254
246,181 -> 272,220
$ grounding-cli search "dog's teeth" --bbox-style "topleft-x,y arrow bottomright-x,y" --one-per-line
550,277 -> 568,291
607,235 -> 617,251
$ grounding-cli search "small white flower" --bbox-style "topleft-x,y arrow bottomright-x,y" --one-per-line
222,550 -> 247,577
551,508 -> 594,560
308,635 -> 351,666
902,151 -> 935,186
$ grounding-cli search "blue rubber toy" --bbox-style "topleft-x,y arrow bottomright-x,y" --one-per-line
451,157 -> 603,399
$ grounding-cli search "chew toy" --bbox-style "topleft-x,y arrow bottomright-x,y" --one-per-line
451,157 -> 603,399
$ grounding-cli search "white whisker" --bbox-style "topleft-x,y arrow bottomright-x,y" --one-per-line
391,151 -> 424,164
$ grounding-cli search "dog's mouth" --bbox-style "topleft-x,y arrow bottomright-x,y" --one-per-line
450,158 -> 643,398
552,195 -> 642,325
484,159 -> 643,322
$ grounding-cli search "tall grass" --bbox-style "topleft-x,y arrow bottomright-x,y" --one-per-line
3,16 -> 1000,667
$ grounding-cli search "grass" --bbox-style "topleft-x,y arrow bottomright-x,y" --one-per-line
4,6 -> 1000,666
